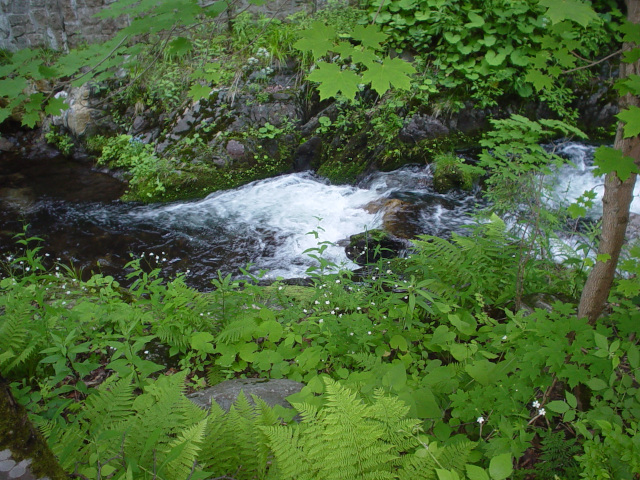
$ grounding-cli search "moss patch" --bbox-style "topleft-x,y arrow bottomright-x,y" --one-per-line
0,379 -> 67,480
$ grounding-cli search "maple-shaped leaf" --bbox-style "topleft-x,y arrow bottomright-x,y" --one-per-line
307,62 -> 361,100
539,0 -> 598,27
334,42 -> 379,66
167,37 -> 193,57
44,96 -> 69,116
191,63 -> 222,83
0,108 -> 10,123
350,24 -> 388,51
524,69 -> 553,91
188,83 -> 212,101
0,77 -> 27,98
615,75 -> 640,96
361,56 -> 416,96
617,106 -> 640,138
619,20 -> 640,44
294,22 -> 337,60
593,146 -> 639,181
203,0 -> 227,17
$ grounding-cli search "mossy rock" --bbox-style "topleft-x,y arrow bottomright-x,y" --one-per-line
345,229 -> 409,266
432,153 -> 475,193
0,378 -> 67,480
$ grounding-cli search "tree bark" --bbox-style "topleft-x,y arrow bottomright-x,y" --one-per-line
578,0 -> 640,323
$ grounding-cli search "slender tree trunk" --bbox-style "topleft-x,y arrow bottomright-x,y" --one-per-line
578,0 -> 640,323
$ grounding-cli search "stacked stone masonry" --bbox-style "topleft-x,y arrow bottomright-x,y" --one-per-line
0,0 -> 128,52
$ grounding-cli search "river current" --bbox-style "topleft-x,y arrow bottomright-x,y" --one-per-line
0,141 -> 633,288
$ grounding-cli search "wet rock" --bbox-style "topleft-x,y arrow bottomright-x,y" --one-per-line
363,198 -> 422,239
294,136 -> 322,171
399,115 -> 450,144
187,378 -> 304,412
50,84 -> 117,138
0,137 -> 16,152
345,229 -> 410,265
226,139 -> 246,160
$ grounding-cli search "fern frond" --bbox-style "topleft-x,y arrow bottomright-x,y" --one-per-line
217,315 -> 260,344
160,419 -> 208,480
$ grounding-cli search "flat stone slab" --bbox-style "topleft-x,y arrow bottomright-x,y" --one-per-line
0,451 -> 46,480
187,378 -> 304,412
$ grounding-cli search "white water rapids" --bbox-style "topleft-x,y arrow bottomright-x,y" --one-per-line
4,141 -> 635,287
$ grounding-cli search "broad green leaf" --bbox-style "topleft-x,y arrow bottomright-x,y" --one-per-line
547,400 -> 569,413
489,453 -> 513,480
307,62 -> 361,100
0,77 -> 28,98
444,32 -> 461,44
524,69 -> 553,91
411,388 -> 441,418
596,254 -> 611,263
539,0 -> 599,27
190,332 -> 215,353
44,96 -> 69,116
620,20 -> 640,44
594,332 -> 609,351
586,377 -> 608,390
294,22 -> 337,59
465,360 -> 494,386
436,469 -> 460,480
167,37 -> 193,57
617,106 -> 640,138
0,108 -> 10,123
204,0 -> 227,17
466,464 -> 490,480
188,83 -> 213,101
350,24 -> 388,51
566,391 -> 578,409
390,334 -> 408,351
593,146 -> 639,181
361,56 -> 416,95
466,12 -> 485,28
510,49 -> 530,66
567,202 -> 587,219
616,75 -> 640,96
334,42 -> 378,65
485,50 -> 506,66
191,62 -> 222,83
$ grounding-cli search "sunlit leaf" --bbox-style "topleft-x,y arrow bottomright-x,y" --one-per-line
593,146 -> 639,181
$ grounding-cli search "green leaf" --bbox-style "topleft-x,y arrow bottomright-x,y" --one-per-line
539,0 -> 598,27
547,400 -> 569,414
44,96 -> 69,116
466,464 -> 490,480
593,146 -> 639,182
167,37 -> 193,57
596,254 -> 611,263
350,24 -> 388,51
465,360 -> 494,386
566,391 -> 578,409
466,12 -> 485,28
294,22 -> 337,59
586,377 -> 608,390
307,62 -> 361,100
489,453 -> 513,480
390,334 -> 408,351
0,77 -> 28,98
188,83 -> 212,101
191,332 -> 215,354
524,69 -> 553,91
361,56 -> 416,96
510,49 -> 530,67
620,20 -> 640,44
0,108 -> 10,123
617,106 -> 640,138
628,344 -> 639,369
485,50 -> 506,66
616,75 -> 640,96
444,31 -> 461,44
436,469 -> 460,480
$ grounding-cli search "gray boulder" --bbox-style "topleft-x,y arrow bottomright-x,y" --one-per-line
187,378 -> 304,412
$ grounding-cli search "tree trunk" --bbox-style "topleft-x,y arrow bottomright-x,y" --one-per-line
578,0 -> 640,323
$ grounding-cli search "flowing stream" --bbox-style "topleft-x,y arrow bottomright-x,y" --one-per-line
0,142 -> 632,289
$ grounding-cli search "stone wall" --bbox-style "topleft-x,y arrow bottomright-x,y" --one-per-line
0,0 -> 129,52
0,0 -> 321,53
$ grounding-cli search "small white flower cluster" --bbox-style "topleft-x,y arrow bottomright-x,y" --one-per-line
532,400 -> 546,417
258,66 -> 274,76
256,47 -> 270,58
